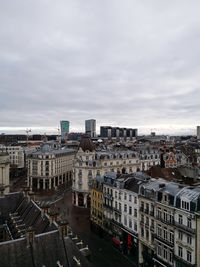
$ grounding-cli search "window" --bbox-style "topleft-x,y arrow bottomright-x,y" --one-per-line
157,208 -> 162,219
129,195 -> 132,202
124,216 -> 127,226
187,251 -> 192,263
163,228 -> 167,240
178,214 -> 183,225
163,246 -> 168,260
178,246 -> 183,258
157,242 -> 162,257
129,218 -> 132,228
157,225 -> 162,237
141,227 -> 144,237
134,209 -> 137,218
141,201 -> 144,211
146,229 -> 149,240
119,203 -> 121,211
181,200 -> 190,211
134,197 -> 137,204
169,230 -> 174,243
164,210 -> 168,222
124,193 -> 127,200
134,222 -> 137,232
146,217 -> 149,226
187,218 -> 192,228
187,235 -> 192,245
178,231 -> 183,241
124,204 -> 127,213
169,214 -> 173,224
169,251 -> 173,263
129,206 -> 132,215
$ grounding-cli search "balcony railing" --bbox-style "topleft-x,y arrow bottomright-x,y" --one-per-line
154,233 -> 174,246
174,255 -> 196,267
174,222 -> 195,234
112,219 -> 122,227
156,216 -> 174,225
103,204 -> 113,210
104,193 -> 113,200
113,207 -> 122,214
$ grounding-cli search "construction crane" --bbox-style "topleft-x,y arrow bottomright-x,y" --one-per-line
56,127 -> 61,144
25,129 -> 31,146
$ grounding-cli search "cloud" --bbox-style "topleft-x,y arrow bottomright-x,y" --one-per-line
0,0 -> 200,134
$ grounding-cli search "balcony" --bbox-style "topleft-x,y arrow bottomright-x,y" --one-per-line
154,233 -> 174,246
174,222 -> 195,234
112,219 -> 122,227
104,193 -> 113,200
153,255 -> 173,267
174,255 -> 196,267
113,207 -> 122,214
156,216 -> 174,225
103,204 -> 113,211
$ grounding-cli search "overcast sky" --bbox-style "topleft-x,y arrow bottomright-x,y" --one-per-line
0,0 -> 200,135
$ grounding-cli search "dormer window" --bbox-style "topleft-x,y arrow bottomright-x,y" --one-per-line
181,200 -> 190,211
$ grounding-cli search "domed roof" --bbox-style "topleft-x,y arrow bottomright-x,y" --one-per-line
79,135 -> 95,152
41,143 -> 52,153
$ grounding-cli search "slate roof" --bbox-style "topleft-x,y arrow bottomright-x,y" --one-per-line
0,193 -> 91,267
0,231 -> 91,267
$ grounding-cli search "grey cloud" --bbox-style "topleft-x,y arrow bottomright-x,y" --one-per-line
0,0 -> 200,134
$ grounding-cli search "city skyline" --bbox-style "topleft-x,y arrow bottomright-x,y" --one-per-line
1,1 -> 200,135
0,123 -> 198,136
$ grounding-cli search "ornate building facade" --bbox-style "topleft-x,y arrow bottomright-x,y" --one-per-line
72,135 -> 141,208
27,144 -> 74,192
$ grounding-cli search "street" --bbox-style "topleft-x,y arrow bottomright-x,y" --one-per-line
54,190 -> 135,267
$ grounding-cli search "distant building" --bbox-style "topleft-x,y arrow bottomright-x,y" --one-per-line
60,120 -> 70,141
197,126 -> 200,139
85,119 -> 96,138
100,126 -> 138,140
0,146 -> 25,168
0,153 -> 10,195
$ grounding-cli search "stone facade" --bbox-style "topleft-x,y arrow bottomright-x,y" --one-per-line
0,153 -> 10,195
27,144 -> 74,192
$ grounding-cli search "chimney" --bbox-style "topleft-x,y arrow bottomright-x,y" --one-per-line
58,220 -> 69,238
26,226 -> 35,246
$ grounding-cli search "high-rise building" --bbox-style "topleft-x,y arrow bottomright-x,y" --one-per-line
85,119 -> 96,138
197,126 -> 200,139
100,126 -> 138,140
60,120 -> 70,141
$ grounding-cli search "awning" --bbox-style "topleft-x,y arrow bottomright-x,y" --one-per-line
112,237 -> 121,245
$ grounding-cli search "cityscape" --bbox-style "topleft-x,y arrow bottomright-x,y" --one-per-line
1,1 -> 200,267
1,120 -> 200,267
